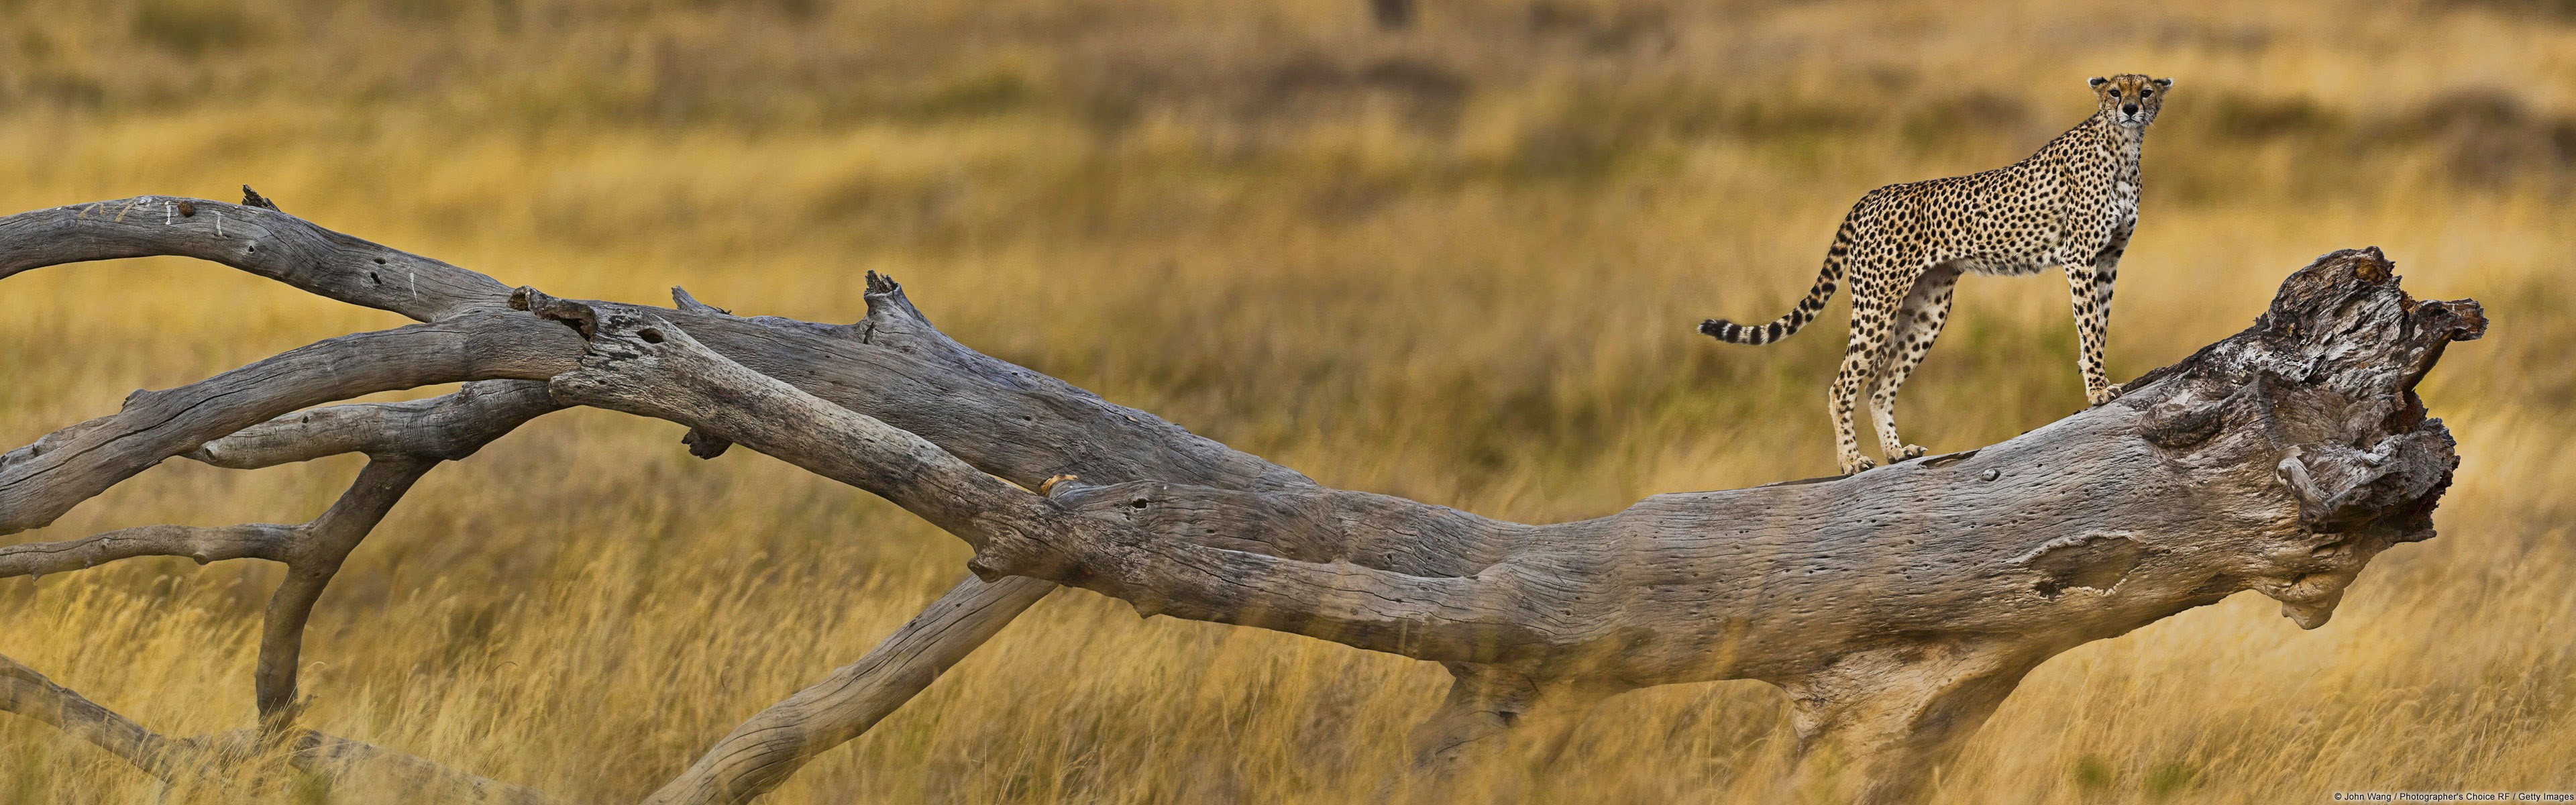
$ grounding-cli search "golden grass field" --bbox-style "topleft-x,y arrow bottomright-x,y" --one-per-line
3,0 -> 2575,802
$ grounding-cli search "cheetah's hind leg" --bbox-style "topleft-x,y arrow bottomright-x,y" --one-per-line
1866,264 -> 1962,464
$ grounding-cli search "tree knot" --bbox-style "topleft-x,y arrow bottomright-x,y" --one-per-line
2008,533 -> 2147,598
681,429 -> 733,460
509,286 -> 597,339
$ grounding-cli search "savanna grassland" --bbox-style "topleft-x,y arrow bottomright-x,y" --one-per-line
3,0 -> 2575,802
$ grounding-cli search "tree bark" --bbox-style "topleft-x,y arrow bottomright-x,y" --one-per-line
0,195 -> 2483,804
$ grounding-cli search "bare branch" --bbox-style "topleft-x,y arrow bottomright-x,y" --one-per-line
0,653 -> 186,780
190,380 -> 561,469
639,575 -> 1057,805
0,522 -> 297,580
0,196 -> 506,321
5,379 -> 555,614
0,375 -> 566,790
539,309 -> 1621,665
1,201 -> 1293,802
253,458 -> 437,723
0,315 -> 580,535
0,195 -> 1292,498
0,463 -> 453,724
11,380 -> 561,734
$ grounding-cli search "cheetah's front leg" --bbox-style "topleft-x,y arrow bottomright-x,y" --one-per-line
2065,229 -> 2127,407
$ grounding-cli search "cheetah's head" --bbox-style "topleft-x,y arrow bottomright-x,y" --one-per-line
2088,74 -> 2173,129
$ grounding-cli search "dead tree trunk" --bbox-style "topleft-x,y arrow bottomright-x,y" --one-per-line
0,195 -> 2480,804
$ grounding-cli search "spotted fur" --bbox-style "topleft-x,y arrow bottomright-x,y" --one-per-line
1700,74 -> 2172,475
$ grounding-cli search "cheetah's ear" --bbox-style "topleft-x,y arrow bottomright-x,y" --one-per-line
2152,77 -> 2174,88
2088,76 -> 2110,88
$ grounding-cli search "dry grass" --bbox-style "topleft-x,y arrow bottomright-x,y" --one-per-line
3,0 -> 2574,802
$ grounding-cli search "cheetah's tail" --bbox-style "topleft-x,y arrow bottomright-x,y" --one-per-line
1698,221 -> 1852,346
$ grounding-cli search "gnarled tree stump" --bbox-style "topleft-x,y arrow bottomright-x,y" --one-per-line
0,194 -> 2480,804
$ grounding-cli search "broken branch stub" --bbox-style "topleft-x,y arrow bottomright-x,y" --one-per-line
0,191 -> 2477,805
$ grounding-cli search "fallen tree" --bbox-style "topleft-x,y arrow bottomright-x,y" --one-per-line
0,193 -> 2482,804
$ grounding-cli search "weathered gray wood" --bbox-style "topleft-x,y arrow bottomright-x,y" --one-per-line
0,196 -> 509,321
3,380 -> 565,727
192,380 -> 561,468
0,199 -> 1299,534
250,458 -> 435,724
0,378 -> 567,792
0,196 -> 2483,804
543,249 -> 2471,667
0,522 -> 299,578
0,653 -> 184,779
0,381 -> 557,579
0,383 -> 562,798
0,198 -> 1297,802
538,248 -> 2477,803
0,315 -> 581,536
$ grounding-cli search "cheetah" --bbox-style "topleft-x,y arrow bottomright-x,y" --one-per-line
1700,74 -> 2172,476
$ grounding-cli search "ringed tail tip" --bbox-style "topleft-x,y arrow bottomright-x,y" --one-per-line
1701,318 -> 1757,344
1699,317 -> 1790,345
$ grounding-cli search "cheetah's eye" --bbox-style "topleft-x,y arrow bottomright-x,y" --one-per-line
2139,89 -> 2153,98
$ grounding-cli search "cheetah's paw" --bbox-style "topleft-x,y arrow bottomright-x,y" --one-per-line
2086,382 -> 2127,408
1837,454 -> 1878,476
1896,444 -> 1928,461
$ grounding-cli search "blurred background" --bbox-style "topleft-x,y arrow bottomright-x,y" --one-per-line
1,0 -> 2572,802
